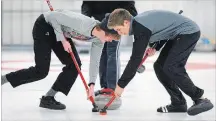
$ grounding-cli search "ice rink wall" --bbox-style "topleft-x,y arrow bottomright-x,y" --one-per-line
2,0 -> 215,51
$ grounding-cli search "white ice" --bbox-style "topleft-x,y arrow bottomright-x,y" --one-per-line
1,50 -> 216,121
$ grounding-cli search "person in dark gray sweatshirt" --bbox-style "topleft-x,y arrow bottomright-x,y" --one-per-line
107,8 -> 213,116
1,9 -> 120,110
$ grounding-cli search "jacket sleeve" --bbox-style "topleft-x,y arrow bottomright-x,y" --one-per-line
118,21 -> 152,88
81,1 -> 92,17
88,38 -> 104,86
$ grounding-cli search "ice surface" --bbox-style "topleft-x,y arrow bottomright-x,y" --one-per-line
1,50 -> 215,121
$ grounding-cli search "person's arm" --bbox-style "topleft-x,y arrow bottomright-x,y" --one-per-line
88,38 -> 104,86
118,21 -> 152,88
81,1 -> 92,17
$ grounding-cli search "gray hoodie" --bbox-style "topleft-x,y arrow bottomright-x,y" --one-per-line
44,9 -> 103,85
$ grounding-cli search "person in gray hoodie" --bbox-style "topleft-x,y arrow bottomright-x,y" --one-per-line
1,9 -> 120,110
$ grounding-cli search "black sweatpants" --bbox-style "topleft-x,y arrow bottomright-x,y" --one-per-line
6,14 -> 81,95
153,31 -> 204,105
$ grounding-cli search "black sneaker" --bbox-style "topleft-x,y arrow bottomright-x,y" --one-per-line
187,98 -> 214,116
39,96 -> 66,110
157,104 -> 187,113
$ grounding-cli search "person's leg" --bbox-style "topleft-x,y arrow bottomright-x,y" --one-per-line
105,40 -> 121,90
99,42 -> 108,88
161,32 -> 203,100
154,39 -> 187,113
2,14 -> 51,87
51,38 -> 81,95
40,37 -> 81,110
157,31 -> 213,115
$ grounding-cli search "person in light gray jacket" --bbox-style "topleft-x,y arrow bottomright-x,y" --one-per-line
1,9 -> 120,110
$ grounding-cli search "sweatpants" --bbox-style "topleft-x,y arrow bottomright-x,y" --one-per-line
153,31 -> 204,105
6,14 -> 81,95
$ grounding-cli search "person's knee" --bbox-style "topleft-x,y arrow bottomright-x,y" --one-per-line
154,61 -> 174,75
63,63 -> 81,73
67,59 -> 82,69
164,62 -> 185,75
153,62 -> 173,84
35,67 -> 49,79
76,58 -> 82,68
162,64 -> 173,74
153,61 -> 162,73
75,59 -> 82,68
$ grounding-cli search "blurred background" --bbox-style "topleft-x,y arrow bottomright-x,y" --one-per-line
1,0 -> 216,52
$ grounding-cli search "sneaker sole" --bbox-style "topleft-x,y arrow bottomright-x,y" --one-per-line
187,103 -> 213,116
158,111 -> 187,113
39,103 -> 66,110
157,110 -> 187,113
157,105 -> 187,113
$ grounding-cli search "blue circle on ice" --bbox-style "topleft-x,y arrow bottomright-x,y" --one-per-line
201,37 -> 210,44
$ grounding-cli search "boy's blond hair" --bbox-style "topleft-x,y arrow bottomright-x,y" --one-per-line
107,8 -> 133,29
